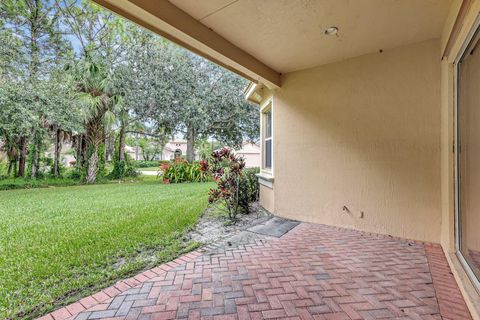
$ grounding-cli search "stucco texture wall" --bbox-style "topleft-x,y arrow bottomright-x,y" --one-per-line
273,39 -> 442,243
259,185 -> 274,213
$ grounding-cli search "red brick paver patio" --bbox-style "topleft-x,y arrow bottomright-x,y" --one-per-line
39,222 -> 472,320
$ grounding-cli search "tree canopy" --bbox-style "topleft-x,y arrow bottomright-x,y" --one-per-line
0,0 -> 259,182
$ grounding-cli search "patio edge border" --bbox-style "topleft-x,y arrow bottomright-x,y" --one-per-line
425,245 -> 473,320
36,249 -> 204,320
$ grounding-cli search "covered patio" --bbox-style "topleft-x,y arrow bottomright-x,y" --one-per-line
37,0 -> 480,318
40,220 -> 471,320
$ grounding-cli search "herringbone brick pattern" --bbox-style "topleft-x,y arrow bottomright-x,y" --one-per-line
39,223 -> 472,320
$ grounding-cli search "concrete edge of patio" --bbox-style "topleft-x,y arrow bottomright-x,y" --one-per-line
36,250 -> 205,320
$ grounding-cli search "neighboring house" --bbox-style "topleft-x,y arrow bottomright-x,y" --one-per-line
234,142 -> 260,168
40,140 -> 194,165
126,140 -> 194,161
90,0 -> 480,314
45,142 -> 76,166
162,141 -> 189,160
124,145 -> 137,161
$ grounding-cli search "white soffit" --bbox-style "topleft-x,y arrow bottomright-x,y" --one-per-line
170,0 -> 453,73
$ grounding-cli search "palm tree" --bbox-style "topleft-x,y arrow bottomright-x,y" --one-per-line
70,60 -> 120,183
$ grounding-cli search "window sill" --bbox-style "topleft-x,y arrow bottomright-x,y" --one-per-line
256,172 -> 274,189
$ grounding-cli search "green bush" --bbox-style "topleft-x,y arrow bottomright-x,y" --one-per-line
201,148 -> 247,221
109,160 -> 140,179
124,165 -> 140,178
160,159 -> 209,183
201,148 -> 260,220
0,160 -> 8,179
66,168 -> 83,180
49,161 -> 66,177
238,167 -> 260,213
0,178 -> 79,191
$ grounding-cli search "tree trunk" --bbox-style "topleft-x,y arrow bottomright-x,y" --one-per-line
53,127 -> 62,177
74,134 -> 87,169
118,121 -> 126,161
75,135 -> 81,168
79,135 -> 87,168
30,150 -> 38,178
18,136 -> 27,177
106,134 -> 114,162
186,125 -> 195,163
30,132 -> 41,179
135,132 -> 139,161
8,161 -> 14,176
86,145 -> 99,184
85,111 -> 105,184
29,2 -> 40,180
6,143 -> 18,177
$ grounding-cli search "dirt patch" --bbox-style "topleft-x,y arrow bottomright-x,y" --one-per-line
187,202 -> 271,246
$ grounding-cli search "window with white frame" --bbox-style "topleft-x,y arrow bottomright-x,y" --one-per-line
262,105 -> 272,170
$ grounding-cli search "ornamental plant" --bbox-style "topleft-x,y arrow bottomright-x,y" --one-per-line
201,147 -> 246,221
160,158 -> 209,183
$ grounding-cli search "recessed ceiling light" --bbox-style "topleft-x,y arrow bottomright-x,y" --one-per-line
324,26 -> 338,36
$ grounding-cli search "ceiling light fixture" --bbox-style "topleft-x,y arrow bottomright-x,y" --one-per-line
324,26 -> 338,36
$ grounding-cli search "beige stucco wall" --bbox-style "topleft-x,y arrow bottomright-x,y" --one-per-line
271,39 -> 442,243
259,184 -> 274,213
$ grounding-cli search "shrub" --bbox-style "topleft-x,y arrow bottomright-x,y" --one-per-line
238,167 -> 260,213
201,147 -> 247,221
49,161 -> 66,177
160,159 -> 209,183
66,168 -> 83,180
124,165 -> 140,178
109,160 -> 140,179
0,160 -> 8,178
0,177 -> 79,191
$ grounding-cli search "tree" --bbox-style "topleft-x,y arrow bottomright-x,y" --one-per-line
67,60 -> 121,183
59,0 -> 125,182
117,36 -> 259,163
137,137 -> 163,161
163,51 -> 259,162
113,26 -> 174,162
0,23 -> 31,176
0,0 -> 71,177
0,82 -> 36,176
42,71 -> 84,177
0,0 -> 259,182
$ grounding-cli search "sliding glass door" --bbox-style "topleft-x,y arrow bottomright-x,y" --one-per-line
456,22 -> 480,289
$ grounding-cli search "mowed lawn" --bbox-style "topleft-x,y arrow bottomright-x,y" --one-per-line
0,181 -> 212,320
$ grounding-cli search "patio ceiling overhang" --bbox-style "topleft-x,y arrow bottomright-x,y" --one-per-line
92,0 -> 453,92
92,0 -> 282,89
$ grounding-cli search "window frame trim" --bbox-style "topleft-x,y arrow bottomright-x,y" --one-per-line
260,98 -> 274,176
453,13 -> 480,293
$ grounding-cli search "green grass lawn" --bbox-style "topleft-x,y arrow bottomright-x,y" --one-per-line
0,180 -> 212,320
0,177 -> 81,191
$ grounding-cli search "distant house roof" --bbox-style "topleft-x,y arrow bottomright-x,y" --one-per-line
236,142 -> 260,154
